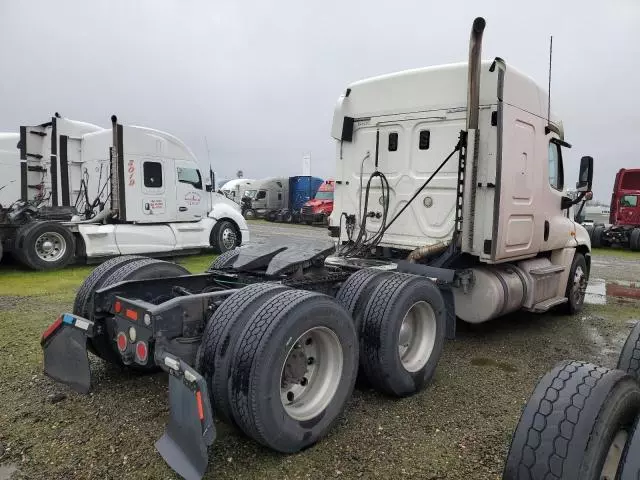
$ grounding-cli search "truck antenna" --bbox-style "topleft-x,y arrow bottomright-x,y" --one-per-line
547,35 -> 553,131
204,136 -> 214,188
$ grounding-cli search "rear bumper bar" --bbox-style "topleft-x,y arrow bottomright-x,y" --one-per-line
41,314 -> 215,480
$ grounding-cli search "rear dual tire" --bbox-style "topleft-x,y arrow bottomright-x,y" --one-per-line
200,287 -> 358,452
227,289 -> 358,452
337,270 -> 447,396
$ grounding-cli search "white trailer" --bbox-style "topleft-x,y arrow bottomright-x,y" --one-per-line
0,115 -> 249,269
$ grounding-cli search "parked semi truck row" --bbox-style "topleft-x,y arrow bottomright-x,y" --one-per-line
241,175 -> 323,221
42,18 -> 594,480
0,115 -> 249,270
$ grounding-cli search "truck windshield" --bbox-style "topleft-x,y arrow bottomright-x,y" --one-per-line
621,195 -> 638,207
314,191 -> 333,200
244,190 -> 257,199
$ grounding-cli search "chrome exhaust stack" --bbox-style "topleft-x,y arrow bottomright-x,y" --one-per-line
460,17 -> 486,254
466,17 -> 486,130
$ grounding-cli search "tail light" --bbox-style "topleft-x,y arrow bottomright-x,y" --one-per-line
117,332 -> 128,352
114,300 -> 122,313
135,341 -> 148,363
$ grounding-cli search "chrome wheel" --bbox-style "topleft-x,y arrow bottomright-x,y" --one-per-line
280,327 -> 343,421
572,265 -> 587,307
600,429 -> 628,479
34,232 -> 67,262
221,227 -> 237,250
398,301 -> 437,372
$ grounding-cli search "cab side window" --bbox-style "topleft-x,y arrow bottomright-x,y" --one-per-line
256,190 -> 266,200
177,167 -> 202,189
621,195 -> 638,207
143,161 -> 163,188
548,142 -> 564,191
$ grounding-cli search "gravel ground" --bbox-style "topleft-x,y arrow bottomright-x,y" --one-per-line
1,223 -> 639,480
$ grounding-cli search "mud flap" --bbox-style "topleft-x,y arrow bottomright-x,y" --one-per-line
41,314 -> 95,394
155,352 -> 215,480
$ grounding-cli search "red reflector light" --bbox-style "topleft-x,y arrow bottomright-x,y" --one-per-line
135,341 -> 148,363
114,301 -> 122,313
117,332 -> 128,352
196,391 -> 204,421
42,317 -> 63,342
125,309 -> 138,321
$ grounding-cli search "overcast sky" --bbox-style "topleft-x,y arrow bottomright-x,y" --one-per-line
1,0 -> 638,200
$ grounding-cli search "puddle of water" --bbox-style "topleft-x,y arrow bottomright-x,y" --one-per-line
0,463 -> 18,480
585,278 -> 607,305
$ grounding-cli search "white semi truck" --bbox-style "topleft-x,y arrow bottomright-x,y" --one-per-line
42,18 -> 593,480
0,114 -> 249,270
219,178 -> 255,204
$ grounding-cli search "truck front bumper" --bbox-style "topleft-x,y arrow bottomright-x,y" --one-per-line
301,212 -> 328,224
41,314 -> 215,480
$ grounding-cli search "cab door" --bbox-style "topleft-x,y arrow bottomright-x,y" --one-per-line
175,160 -> 206,222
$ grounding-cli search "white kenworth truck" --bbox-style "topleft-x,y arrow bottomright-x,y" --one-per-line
41,18 -> 593,480
0,114 -> 248,269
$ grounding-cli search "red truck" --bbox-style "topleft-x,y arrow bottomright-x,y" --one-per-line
300,179 -> 334,225
589,168 -> 640,250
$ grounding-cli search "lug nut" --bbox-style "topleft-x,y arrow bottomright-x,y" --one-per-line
300,377 -> 308,386
307,357 -> 315,365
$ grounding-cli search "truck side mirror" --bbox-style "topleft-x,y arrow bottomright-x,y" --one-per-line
576,156 -> 593,192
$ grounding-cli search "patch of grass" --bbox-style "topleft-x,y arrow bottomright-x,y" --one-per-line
0,264 -> 94,297
592,247 -> 640,259
0,253 -> 217,298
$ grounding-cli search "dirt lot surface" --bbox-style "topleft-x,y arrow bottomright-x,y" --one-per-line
1,223 -> 639,480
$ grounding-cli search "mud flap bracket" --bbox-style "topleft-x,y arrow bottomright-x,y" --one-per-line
155,350 -> 215,480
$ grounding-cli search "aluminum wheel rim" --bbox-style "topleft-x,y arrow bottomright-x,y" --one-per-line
600,429 -> 628,479
398,301 -> 437,373
221,227 -> 237,250
572,265 -> 587,306
280,327 -> 343,421
34,232 -> 66,262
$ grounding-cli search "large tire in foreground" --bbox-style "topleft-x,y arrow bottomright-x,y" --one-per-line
206,248 -> 240,271
630,228 -> 640,252
229,289 -> 358,452
504,361 -> 640,480
360,273 -> 446,397
210,220 -> 239,254
197,282 -> 289,423
592,225 -> 605,248
90,258 -> 190,368
335,268 -> 393,335
563,252 -> 587,314
73,255 -> 145,319
617,320 -> 640,380
19,221 -> 75,270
